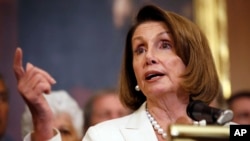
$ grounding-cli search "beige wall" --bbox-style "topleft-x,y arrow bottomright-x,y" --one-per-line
227,0 -> 250,94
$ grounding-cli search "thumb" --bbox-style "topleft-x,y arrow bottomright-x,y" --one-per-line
13,47 -> 25,80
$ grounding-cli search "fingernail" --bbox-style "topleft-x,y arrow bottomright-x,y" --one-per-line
51,78 -> 57,84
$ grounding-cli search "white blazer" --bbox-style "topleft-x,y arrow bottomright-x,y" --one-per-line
83,102 -> 158,141
24,101 -> 232,141
23,102 -> 158,141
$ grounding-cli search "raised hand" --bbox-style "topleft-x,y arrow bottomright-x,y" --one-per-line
13,47 -> 57,140
13,47 -> 56,104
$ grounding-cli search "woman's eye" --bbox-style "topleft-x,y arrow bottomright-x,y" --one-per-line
161,41 -> 171,49
135,46 -> 145,54
59,128 -> 71,136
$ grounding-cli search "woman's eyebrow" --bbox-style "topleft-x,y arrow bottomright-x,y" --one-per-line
132,31 -> 171,42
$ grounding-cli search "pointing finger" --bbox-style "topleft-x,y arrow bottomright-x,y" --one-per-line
13,47 -> 25,80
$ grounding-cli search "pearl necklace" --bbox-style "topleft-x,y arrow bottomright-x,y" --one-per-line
146,108 -> 167,139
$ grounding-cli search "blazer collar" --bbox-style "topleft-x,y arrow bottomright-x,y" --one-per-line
120,102 -> 158,141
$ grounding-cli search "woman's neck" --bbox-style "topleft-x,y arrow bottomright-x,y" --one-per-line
146,94 -> 191,127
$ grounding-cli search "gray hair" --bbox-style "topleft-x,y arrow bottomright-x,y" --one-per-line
21,90 -> 84,139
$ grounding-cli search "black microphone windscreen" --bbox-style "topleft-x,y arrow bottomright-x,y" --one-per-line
186,100 -> 223,124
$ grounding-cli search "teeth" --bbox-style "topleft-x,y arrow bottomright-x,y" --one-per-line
146,73 -> 163,80
147,74 -> 154,77
146,74 -> 157,80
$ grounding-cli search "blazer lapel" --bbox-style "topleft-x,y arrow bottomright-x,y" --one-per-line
120,102 -> 158,141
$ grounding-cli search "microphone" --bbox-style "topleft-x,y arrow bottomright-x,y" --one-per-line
186,100 -> 234,125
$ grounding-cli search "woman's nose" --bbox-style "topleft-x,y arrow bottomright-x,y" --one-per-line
145,51 -> 157,65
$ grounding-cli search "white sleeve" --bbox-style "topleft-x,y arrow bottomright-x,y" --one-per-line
23,128 -> 62,141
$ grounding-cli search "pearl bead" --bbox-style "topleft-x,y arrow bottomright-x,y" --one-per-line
146,108 -> 167,139
162,133 -> 167,138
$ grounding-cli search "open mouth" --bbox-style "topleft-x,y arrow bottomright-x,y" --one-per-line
145,73 -> 164,80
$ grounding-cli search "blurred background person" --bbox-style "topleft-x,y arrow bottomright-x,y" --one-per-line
112,0 -> 133,29
227,91 -> 250,124
21,90 -> 83,141
83,88 -> 133,133
0,73 -> 14,141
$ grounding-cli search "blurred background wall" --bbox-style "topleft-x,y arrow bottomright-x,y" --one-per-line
0,0 -> 249,140
0,0 -> 193,140
227,0 -> 250,93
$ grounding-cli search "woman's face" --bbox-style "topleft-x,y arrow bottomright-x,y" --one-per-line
132,21 -> 186,97
91,94 -> 132,125
54,113 -> 79,141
